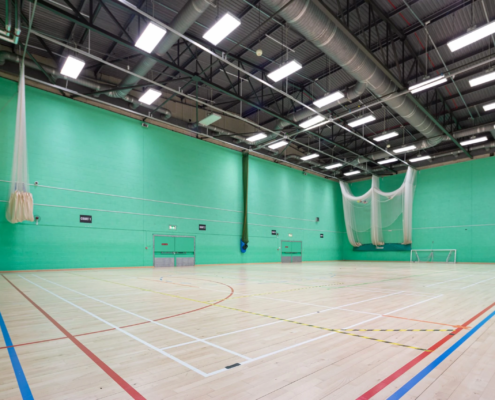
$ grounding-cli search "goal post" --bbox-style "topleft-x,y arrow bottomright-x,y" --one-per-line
410,249 -> 457,263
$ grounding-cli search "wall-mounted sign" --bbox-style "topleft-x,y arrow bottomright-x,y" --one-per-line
199,224 -> 206,230
320,234 -> 324,238
288,233 -> 293,237
271,230 -> 277,235
80,215 -> 92,223
169,225 -> 177,230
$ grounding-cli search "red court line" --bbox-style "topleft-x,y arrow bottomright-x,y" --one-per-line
2,275 -> 146,400
1,276 -> 234,350
357,301 -> 495,399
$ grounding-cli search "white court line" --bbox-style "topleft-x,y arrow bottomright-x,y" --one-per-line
162,291 -> 402,350
204,292 -> 444,377
31,275 -> 251,361
460,276 -> 495,290
19,276 -> 210,377
425,275 -> 473,287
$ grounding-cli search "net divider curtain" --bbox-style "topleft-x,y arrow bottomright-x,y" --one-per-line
6,61 -> 34,224
339,167 -> 417,247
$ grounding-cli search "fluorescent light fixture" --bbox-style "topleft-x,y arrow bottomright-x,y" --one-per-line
469,71 -> 495,87
203,12 -> 241,46
460,136 -> 488,146
410,155 -> 432,162
139,88 -> 162,105
393,145 -> 417,154
300,153 -> 319,161
60,55 -> 85,79
483,102 -> 495,112
267,60 -> 303,82
348,115 -> 376,128
377,158 -> 398,165
299,115 -> 326,129
409,76 -> 447,94
135,23 -> 167,53
373,131 -> 399,142
246,133 -> 267,142
199,113 -> 222,126
313,91 -> 345,108
344,170 -> 361,176
268,140 -> 288,149
324,163 -> 343,170
447,21 -> 495,52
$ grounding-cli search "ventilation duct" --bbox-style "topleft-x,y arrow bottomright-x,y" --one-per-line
0,52 -> 171,119
351,123 -> 495,165
107,0 -> 213,99
262,0 -> 444,144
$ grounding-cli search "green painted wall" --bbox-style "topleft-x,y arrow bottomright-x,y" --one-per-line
0,77 -> 345,270
343,158 -> 495,263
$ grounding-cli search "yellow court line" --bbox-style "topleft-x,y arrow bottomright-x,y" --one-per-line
67,273 -> 445,352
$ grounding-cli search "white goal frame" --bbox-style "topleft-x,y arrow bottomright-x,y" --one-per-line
410,249 -> 457,263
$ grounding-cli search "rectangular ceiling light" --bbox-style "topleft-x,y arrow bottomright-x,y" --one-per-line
199,113 -> 222,126
409,76 -> 447,94
203,12 -> 241,46
139,88 -> 162,105
344,170 -> 361,176
447,21 -> 495,52
324,163 -> 343,170
373,131 -> 399,142
267,60 -> 303,82
410,155 -> 432,162
469,71 -> 495,87
377,158 -> 398,165
300,153 -> 319,161
460,136 -> 488,146
246,133 -> 267,142
313,91 -> 345,108
60,55 -> 85,79
268,140 -> 288,149
135,22 -> 167,53
299,115 -> 326,129
393,145 -> 417,154
348,115 -> 376,128
483,102 -> 495,112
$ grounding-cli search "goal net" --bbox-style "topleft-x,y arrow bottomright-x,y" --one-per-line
410,249 -> 457,263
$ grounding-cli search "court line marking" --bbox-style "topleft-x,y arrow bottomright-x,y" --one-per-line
384,315 -> 469,329
0,310 -> 34,400
425,275 -> 473,287
2,275 -> 146,400
162,292 -> 405,350
32,275 -> 251,361
18,275 -> 213,377
66,274 -> 445,351
387,309 -> 495,399
460,276 -> 495,290
207,294 -> 448,376
356,301 -> 495,400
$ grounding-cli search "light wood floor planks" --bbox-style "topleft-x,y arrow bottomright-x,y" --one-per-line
1,261 -> 495,399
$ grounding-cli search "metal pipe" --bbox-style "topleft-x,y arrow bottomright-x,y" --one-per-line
351,123 -> 495,165
108,0 -> 214,99
261,0 -> 445,142
0,51 -> 172,119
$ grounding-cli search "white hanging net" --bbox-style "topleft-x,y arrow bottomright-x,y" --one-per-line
6,62 -> 34,224
340,167 -> 417,247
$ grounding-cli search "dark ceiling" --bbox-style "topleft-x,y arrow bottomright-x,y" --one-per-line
1,0 -> 494,179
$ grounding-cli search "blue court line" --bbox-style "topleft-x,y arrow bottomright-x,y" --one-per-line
0,311 -> 34,400
388,309 -> 495,399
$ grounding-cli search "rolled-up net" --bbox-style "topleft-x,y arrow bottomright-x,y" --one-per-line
6,62 -> 34,224
340,167 -> 417,247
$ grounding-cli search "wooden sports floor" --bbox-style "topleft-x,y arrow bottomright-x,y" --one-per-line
1,262 -> 495,400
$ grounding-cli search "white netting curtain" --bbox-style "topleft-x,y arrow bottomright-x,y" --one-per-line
340,167 -> 417,247
6,62 -> 34,224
